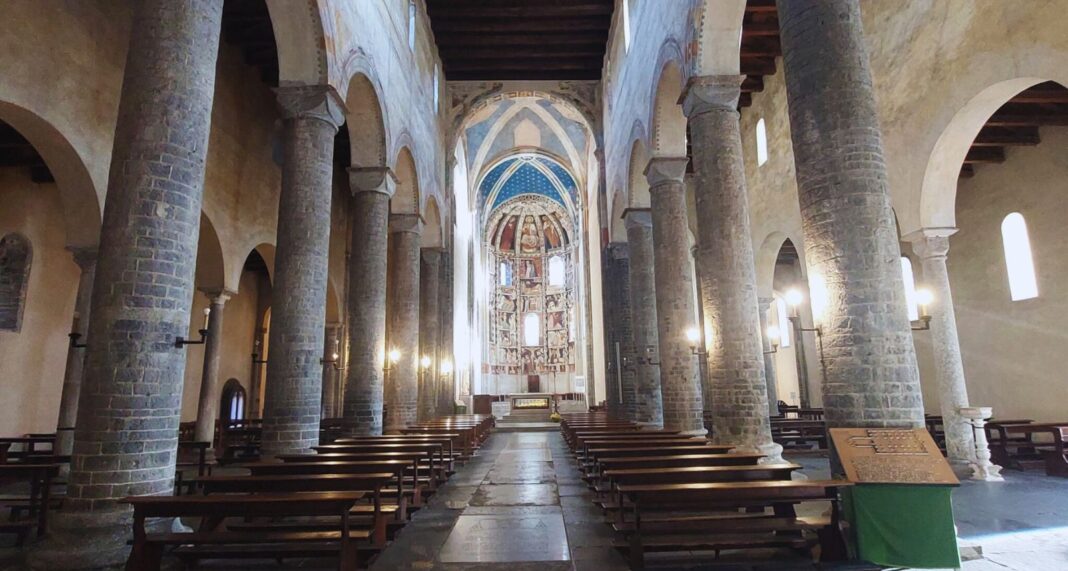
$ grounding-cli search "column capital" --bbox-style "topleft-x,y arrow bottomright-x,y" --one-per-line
325,321 -> 343,333
757,296 -> 774,312
349,166 -> 397,198
606,241 -> 630,260
680,75 -> 744,117
644,157 -> 689,189
65,246 -> 99,270
275,85 -> 346,129
389,213 -> 424,235
199,287 -> 237,305
904,227 -> 958,260
622,208 -> 653,229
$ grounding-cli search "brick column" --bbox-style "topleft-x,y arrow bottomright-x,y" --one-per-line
437,251 -> 454,414
757,297 -> 781,416
321,322 -> 342,418
624,210 -> 664,426
343,167 -> 395,435
908,230 -> 977,470
645,158 -> 705,435
777,0 -> 924,434
259,86 -> 344,457
603,243 -> 637,419
194,289 -> 233,454
684,76 -> 781,458
28,3 -> 223,568
387,214 -> 422,431
55,247 -> 96,464
418,248 -> 441,421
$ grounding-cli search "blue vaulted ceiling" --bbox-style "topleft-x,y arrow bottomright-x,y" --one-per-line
479,154 -> 579,217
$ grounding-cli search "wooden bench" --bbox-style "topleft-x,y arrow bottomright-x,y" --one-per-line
313,443 -> 448,480
124,492 -> 368,570
0,463 -> 59,542
174,440 -> 210,495
613,479 -> 851,569
241,460 -> 418,516
987,421 -> 1068,476
599,463 -> 801,512
770,420 -> 827,450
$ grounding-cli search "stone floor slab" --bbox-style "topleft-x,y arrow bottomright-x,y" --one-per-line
469,483 -> 559,506
438,513 -> 570,562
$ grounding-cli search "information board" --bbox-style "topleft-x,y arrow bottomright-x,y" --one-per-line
829,427 -> 959,485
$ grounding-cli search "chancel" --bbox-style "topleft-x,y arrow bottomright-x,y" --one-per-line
0,1 -> 1066,570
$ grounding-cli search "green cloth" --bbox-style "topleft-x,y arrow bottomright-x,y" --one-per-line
843,484 -> 960,569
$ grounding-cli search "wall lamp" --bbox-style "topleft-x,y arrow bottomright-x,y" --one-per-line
68,312 -> 87,349
912,289 -> 934,331
251,338 -> 268,366
764,325 -> 781,355
637,344 -> 660,366
686,327 -> 706,357
176,308 -> 211,348
320,338 -> 343,371
383,347 -> 401,373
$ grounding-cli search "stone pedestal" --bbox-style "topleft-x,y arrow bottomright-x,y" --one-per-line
55,247 -> 97,467
194,289 -> 233,458
343,167 -> 395,435
959,406 -> 1004,482
645,158 -> 705,435
684,75 -> 781,460
908,230 -> 977,469
260,85 -> 345,457
624,210 -> 664,426
386,214 -> 423,432
777,0 -> 924,434
28,2 -> 224,568
418,248 -> 442,421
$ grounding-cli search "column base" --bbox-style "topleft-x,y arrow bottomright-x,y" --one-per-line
679,427 -> 709,437
756,441 -> 786,465
967,460 -> 1004,482
27,508 -> 132,570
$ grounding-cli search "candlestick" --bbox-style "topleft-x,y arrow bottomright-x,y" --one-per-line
203,306 -> 211,330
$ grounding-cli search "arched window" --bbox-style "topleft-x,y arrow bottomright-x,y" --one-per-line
407,0 -> 417,51
756,118 -> 769,166
622,0 -> 632,53
433,65 -> 440,111
220,379 -> 247,423
0,233 -> 32,332
1001,212 -> 1038,300
900,256 -> 919,321
523,313 -> 540,346
548,255 -> 565,287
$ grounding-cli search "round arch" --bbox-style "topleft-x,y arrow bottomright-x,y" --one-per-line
0,101 -> 100,248
648,43 -> 688,158
194,212 -> 226,291
422,196 -> 443,248
693,0 -> 748,76
626,139 -> 651,208
343,71 -> 388,169
265,0 -> 330,86
391,146 -> 420,215
608,190 -> 627,243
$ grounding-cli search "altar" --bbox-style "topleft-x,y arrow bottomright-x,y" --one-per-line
509,393 -> 554,410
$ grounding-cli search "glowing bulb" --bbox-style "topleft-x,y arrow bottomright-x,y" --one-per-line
685,327 -> 701,345
420,355 -> 432,369
766,325 -> 781,342
441,360 -> 453,374
388,348 -> 401,364
785,289 -> 804,307
331,352 -> 339,361
915,288 -> 934,307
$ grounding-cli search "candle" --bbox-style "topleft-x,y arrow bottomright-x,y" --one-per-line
203,307 -> 211,330
72,311 -> 81,332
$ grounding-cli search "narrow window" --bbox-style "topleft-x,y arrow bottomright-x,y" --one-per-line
1001,212 -> 1038,300
408,0 -> 417,51
622,0 -> 632,53
548,256 -> 565,287
756,118 -> 769,166
433,65 -> 440,111
900,256 -> 919,320
523,313 -> 540,346
774,297 -> 791,348
499,262 -> 512,286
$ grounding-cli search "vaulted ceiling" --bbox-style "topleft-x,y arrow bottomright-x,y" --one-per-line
426,0 -> 614,81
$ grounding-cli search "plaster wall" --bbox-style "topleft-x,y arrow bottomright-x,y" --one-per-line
923,127 -> 1068,423
0,171 -> 79,436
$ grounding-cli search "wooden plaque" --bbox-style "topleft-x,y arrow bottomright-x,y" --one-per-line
830,427 -> 959,485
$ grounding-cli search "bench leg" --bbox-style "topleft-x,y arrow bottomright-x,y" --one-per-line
339,541 -> 360,571
1043,451 -> 1068,477
627,534 -> 644,570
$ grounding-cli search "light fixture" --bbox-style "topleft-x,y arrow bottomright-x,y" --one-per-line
420,355 -> 432,369
785,288 -> 804,308
383,347 -> 401,373
175,307 -> 210,348
441,360 -> 453,375
251,338 -> 267,365
68,311 -> 87,349
686,326 -> 706,356
912,288 -> 934,331
765,325 -> 780,355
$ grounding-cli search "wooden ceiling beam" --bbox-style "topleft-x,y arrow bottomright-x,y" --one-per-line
426,5 -> 612,18
439,48 -> 605,60
972,127 -> 1041,146
963,147 -> 1006,164
437,34 -> 607,48
445,59 -> 604,72
740,59 -> 777,76
446,70 -> 600,81
741,21 -> 780,37
742,76 -> 765,93
958,163 -> 975,178
1009,88 -> 1068,104
985,114 -> 1068,127
745,0 -> 778,13
430,18 -> 609,33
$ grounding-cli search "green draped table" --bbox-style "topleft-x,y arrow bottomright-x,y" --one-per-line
843,483 -> 960,568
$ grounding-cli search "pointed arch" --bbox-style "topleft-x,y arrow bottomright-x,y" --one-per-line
195,212 -> 227,291
391,146 -> 420,215
422,196 -> 443,248
626,139 -> 651,208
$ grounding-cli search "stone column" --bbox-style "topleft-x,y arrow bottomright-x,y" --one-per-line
908,230 -> 977,468
387,214 -> 422,431
55,247 -> 97,463
28,3 -> 224,568
604,243 -> 637,420
437,251 -> 454,414
645,158 -> 705,435
321,322 -> 342,418
684,76 -> 781,458
259,86 -> 345,457
418,248 -> 441,421
193,289 -> 233,453
757,297 -> 780,416
624,210 -> 664,426
776,0 -> 924,433
343,167 -> 395,435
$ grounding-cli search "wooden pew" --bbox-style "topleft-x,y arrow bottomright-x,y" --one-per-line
612,479 -> 851,569
987,421 -> 1068,476
242,460 -> 416,518
314,442 -> 448,479
279,451 -> 441,499
0,463 -> 59,542
124,492 -> 368,570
